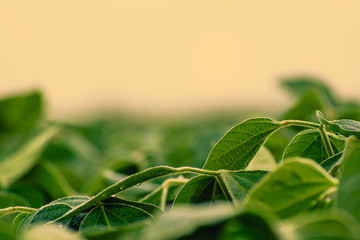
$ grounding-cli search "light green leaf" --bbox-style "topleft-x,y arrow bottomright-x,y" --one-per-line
246,158 -> 337,218
281,210 -> 360,240
79,198 -> 154,231
219,170 -> 268,208
283,129 -> 345,163
203,118 -> 282,170
317,111 -> 360,138
21,224 -> 85,240
0,126 -> 61,188
246,146 -> 277,171
337,136 -> 360,221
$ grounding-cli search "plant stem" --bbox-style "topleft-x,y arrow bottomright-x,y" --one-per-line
53,166 -> 219,223
280,120 -> 321,129
0,206 -> 36,217
319,124 -> 334,157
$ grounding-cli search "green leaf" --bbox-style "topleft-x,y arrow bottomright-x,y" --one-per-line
219,170 -> 268,208
246,158 -> 337,218
0,191 -> 29,208
174,171 -> 267,208
203,118 -> 282,170
283,129 -> 345,163
317,111 -> 360,138
281,210 -> 360,240
0,91 -> 43,133
21,224 -> 85,240
173,175 -> 228,205
320,151 -> 343,172
0,126 -> 61,188
18,196 -> 90,233
337,136 -> 360,221
246,146 -> 277,171
79,198 -> 154,231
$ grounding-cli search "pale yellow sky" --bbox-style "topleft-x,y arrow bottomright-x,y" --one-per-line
1,1 -> 359,117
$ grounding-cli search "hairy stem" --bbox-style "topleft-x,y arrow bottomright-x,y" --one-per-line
319,124 -> 335,157
53,166 -> 219,222
280,120 -> 321,129
0,206 -> 36,217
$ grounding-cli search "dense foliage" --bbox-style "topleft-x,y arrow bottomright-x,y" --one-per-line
1,77 -> 360,240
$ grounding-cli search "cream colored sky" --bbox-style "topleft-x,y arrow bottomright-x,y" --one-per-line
1,1 -> 359,117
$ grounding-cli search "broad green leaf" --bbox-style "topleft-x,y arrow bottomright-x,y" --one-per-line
281,210 -> 360,240
283,129 -> 345,163
203,118 -> 282,170
246,158 -> 337,218
317,111 -> 360,138
246,146 -> 277,171
11,212 -> 29,234
337,136 -> 360,221
0,126 -> 61,188
219,170 -> 268,208
21,224 -> 85,240
0,91 -> 43,133
79,198 -> 154,231
18,196 -> 90,233
173,175 -> 228,205
7,183 -> 46,208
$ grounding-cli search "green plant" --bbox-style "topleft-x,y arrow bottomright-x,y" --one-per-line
1,78 -> 360,240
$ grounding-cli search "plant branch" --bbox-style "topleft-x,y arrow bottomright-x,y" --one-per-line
280,120 -> 321,129
319,124 -> 334,157
53,166 -> 219,223
0,206 -> 36,217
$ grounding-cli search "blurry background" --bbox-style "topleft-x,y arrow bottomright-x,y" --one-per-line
1,0 -> 360,118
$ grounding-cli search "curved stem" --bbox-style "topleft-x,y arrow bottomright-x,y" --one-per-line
319,124 -> 334,157
0,206 -> 36,217
53,166 -> 219,223
280,120 -> 321,129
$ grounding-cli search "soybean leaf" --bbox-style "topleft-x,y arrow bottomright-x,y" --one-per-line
281,210 -> 360,240
173,175 -> 228,206
11,212 -> 29,235
0,126 -> 61,188
79,198 -> 154,231
0,191 -> 29,208
320,151 -> 343,172
246,146 -> 277,171
203,118 -> 282,170
219,170 -> 268,208
18,196 -> 90,233
317,111 -> 360,138
337,136 -> 360,221
0,91 -> 43,133
246,158 -> 337,218
283,129 -> 345,163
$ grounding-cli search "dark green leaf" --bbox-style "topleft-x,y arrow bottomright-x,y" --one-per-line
320,151 -> 343,172
283,129 -> 345,163
203,118 -> 282,170
246,158 -> 337,218
79,198 -> 154,231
